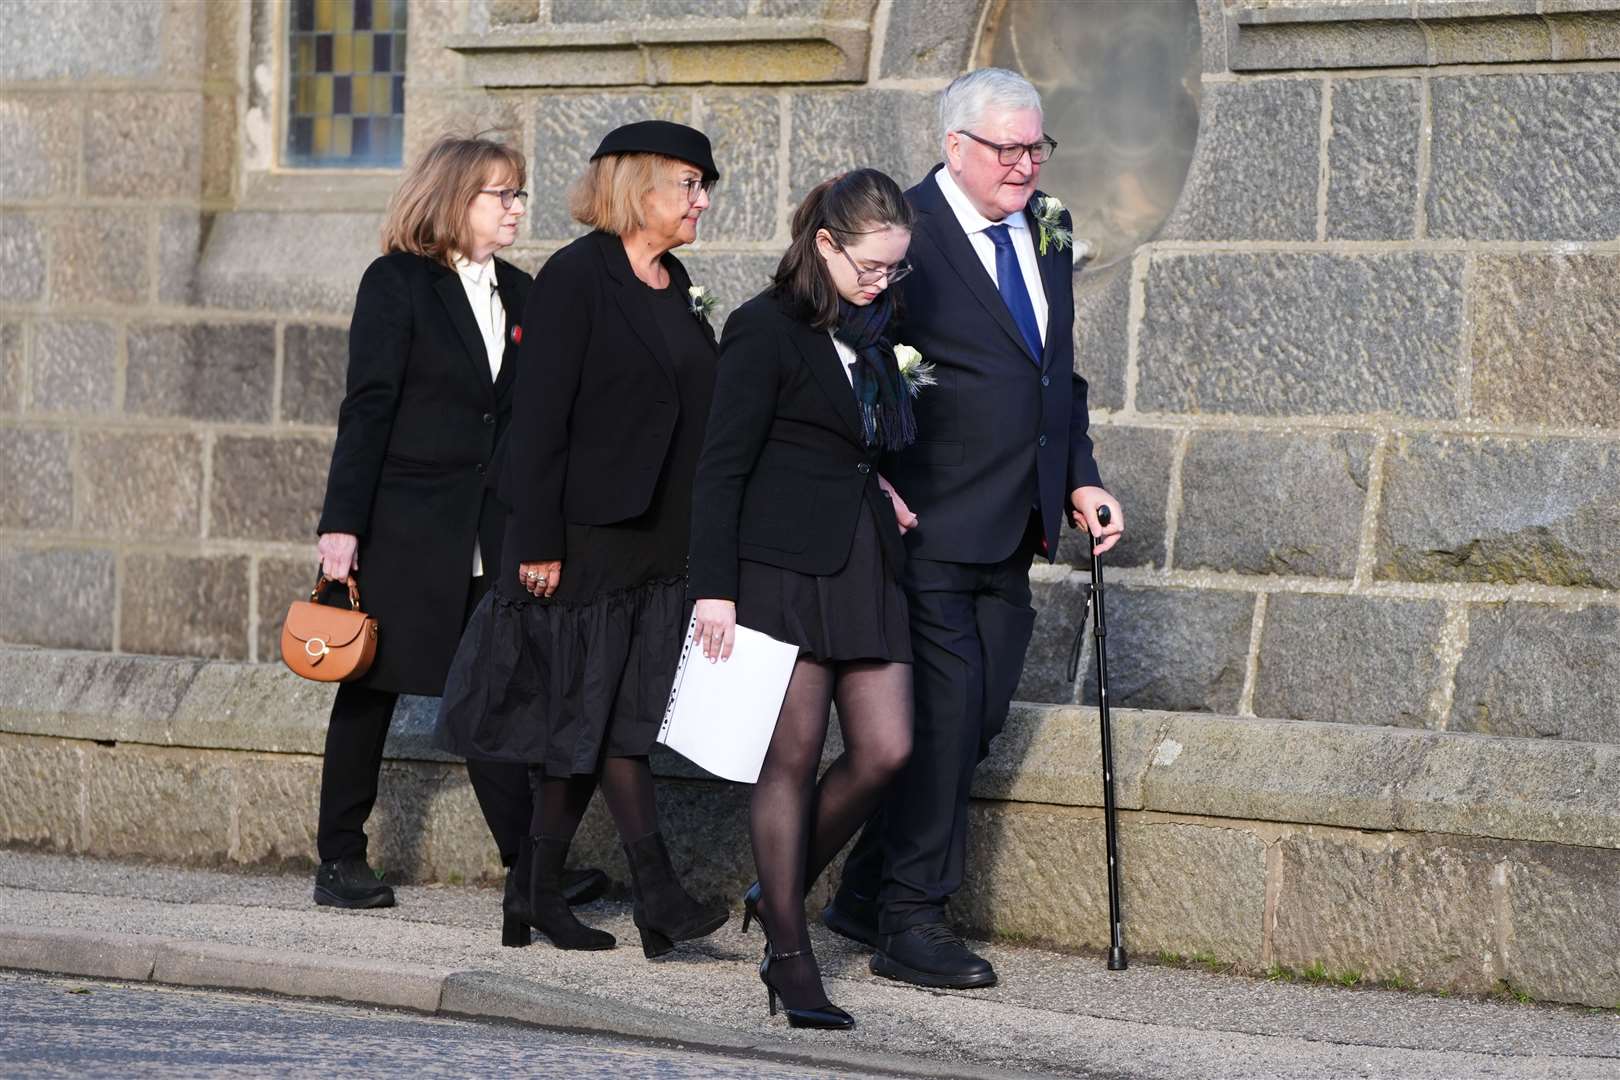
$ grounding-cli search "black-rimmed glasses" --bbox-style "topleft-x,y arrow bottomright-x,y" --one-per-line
673,177 -> 716,204
836,245 -> 913,287
478,187 -> 529,209
955,129 -> 1058,166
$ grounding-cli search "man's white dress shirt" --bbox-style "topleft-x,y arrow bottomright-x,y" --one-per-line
933,167 -> 1048,346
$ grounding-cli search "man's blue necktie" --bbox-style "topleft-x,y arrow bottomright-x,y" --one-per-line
985,223 -> 1043,364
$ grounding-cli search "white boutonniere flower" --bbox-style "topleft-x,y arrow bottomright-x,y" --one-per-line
1032,195 -> 1073,257
688,284 -> 718,321
893,343 -> 936,397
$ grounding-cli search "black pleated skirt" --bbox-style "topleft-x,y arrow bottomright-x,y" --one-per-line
737,500 -> 912,664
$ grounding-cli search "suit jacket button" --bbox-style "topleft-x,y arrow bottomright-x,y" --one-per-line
1038,434 -> 1048,447
475,463 -> 486,475
482,412 -> 495,425
1041,375 -> 1050,387
857,462 -> 871,474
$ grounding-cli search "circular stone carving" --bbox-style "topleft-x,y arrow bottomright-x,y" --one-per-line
979,0 -> 1201,271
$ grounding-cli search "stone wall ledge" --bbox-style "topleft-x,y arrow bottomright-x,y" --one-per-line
445,20 -> 871,86
1227,6 -> 1620,70
2,647 -> 1613,851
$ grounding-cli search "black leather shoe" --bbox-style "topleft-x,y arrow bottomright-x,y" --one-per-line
821,890 -> 880,950
313,857 -> 395,909
870,923 -> 997,989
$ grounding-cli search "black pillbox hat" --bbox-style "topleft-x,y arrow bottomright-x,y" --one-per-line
590,120 -> 719,183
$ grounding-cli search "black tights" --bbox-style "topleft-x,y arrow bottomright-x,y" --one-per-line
754,658 -> 912,1006
529,755 -> 660,844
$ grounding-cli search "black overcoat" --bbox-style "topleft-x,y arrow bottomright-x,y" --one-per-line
687,290 -> 906,602
496,230 -> 710,564
316,250 -> 529,695
884,165 -> 1103,565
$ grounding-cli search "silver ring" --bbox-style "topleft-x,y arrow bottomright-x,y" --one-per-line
537,575 -> 547,585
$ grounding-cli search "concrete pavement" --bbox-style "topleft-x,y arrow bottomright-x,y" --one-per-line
1,852 -> 1615,1079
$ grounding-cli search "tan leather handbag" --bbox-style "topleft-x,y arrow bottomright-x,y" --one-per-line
280,573 -> 378,683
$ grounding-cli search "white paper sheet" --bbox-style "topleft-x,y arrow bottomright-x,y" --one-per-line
656,613 -> 798,784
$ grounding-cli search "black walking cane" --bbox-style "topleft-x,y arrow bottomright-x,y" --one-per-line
1066,504 -> 1127,970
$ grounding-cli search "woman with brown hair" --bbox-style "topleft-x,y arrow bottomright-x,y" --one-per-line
313,135 -> 607,921
687,169 -> 920,1028
438,121 -> 727,957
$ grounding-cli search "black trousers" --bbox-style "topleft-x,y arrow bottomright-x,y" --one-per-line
315,576 -> 531,866
839,520 -> 1038,934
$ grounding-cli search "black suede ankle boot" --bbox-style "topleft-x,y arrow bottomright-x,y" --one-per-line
622,832 -> 728,958
525,837 -> 615,951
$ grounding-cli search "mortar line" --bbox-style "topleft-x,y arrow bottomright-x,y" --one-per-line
1456,253 -> 1476,421
1195,57 -> 1620,83
270,321 -> 285,426
1161,429 -> 1191,570
1315,77 -> 1333,242
246,552 -> 260,664
1427,601 -> 1471,732
1121,249 -> 1150,416
111,550 -> 124,653
1414,75 -> 1433,239
17,320 -> 32,416
1261,835 -> 1283,969
867,0 -> 894,82
1490,859 -> 1511,986
1352,431 -> 1390,585
1236,592 -> 1268,717
1099,566 -> 1620,606
199,430 -> 215,540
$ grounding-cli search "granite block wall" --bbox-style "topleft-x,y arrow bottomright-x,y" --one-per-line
2,0 -> 1616,746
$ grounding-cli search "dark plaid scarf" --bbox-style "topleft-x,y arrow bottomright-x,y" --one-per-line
832,292 -> 916,452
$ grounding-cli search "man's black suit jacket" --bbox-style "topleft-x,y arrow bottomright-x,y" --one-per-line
885,164 -> 1103,565
316,250 -> 527,694
687,290 -> 906,603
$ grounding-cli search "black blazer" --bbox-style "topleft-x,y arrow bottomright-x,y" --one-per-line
884,165 -> 1103,565
688,290 -> 906,602
317,250 -> 528,694
498,231 -> 712,563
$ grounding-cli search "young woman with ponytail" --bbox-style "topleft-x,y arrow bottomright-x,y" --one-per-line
687,169 -> 920,1029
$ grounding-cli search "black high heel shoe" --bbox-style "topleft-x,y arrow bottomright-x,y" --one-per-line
759,947 -> 855,1030
741,881 -> 762,935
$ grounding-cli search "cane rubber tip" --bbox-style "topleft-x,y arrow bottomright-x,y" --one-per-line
1107,947 -> 1128,971
1097,505 -> 1111,527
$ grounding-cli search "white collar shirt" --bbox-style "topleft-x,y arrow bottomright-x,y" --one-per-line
452,254 -> 506,577
933,167 -> 1048,345
830,333 -> 858,387
452,253 -> 506,381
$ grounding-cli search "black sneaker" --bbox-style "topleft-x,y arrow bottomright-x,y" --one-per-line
821,890 -> 881,950
313,857 -> 395,909
870,923 -> 997,989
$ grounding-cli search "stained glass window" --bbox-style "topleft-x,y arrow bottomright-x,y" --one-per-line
285,0 -> 408,168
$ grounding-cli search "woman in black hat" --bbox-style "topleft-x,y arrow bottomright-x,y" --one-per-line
437,120 -> 727,957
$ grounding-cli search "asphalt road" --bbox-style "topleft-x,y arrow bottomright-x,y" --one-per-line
0,971 -> 899,1079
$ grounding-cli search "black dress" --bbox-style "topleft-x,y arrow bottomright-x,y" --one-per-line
439,278 -> 716,775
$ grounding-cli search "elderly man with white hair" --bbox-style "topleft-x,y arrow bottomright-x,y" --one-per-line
827,67 -> 1125,990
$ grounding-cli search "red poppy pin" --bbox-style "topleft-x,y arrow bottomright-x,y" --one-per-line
510,324 -> 522,346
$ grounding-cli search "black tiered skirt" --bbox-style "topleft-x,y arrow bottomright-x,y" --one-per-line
737,500 -> 912,664
436,516 -> 688,777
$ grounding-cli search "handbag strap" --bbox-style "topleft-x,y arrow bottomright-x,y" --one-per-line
310,572 -> 362,610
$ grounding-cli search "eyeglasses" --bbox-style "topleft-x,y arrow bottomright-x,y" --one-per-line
836,245 -> 913,287
673,177 -> 716,204
478,187 -> 528,209
954,130 -> 1058,166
